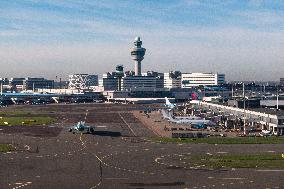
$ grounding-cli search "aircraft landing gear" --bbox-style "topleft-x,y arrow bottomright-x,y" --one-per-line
90,128 -> 95,134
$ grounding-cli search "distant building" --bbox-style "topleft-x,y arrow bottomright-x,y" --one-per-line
23,78 -> 54,90
143,71 -> 164,88
115,65 -> 124,91
228,99 -> 261,108
164,71 -> 181,89
9,78 -> 25,89
100,64 -> 164,91
54,80 -> 68,89
120,70 -> 164,91
280,78 -> 284,86
100,73 -> 119,91
68,74 -> 98,89
121,76 -> 157,90
181,73 -> 225,87
100,65 -> 126,91
9,77 -> 54,91
0,78 -> 10,93
0,78 -> 9,85
261,100 -> 284,110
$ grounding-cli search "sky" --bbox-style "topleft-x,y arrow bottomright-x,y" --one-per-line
0,0 -> 284,81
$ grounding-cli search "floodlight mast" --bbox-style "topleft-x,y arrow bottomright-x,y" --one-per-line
243,83 -> 246,135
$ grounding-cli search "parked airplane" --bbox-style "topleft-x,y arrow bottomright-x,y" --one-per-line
161,109 -> 201,120
68,121 -> 107,134
167,112 -> 216,126
259,130 -> 273,137
164,97 -> 176,110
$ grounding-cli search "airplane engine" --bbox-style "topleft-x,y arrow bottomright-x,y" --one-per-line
89,128 -> 95,134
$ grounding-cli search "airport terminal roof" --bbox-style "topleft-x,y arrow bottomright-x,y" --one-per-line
248,108 -> 284,117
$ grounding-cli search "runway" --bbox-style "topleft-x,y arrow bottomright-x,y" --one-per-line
0,104 -> 284,189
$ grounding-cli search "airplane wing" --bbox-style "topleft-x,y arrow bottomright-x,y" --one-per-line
64,125 -> 75,129
85,125 -> 107,128
96,125 -> 107,128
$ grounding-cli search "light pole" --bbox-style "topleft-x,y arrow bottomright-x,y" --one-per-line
243,83 -> 246,135
231,84 -> 234,98
276,85 -> 279,110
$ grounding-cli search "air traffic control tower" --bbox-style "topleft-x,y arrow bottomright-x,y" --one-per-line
130,37 -> 146,76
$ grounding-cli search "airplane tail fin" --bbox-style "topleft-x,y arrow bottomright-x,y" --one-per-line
165,97 -> 171,105
191,92 -> 199,100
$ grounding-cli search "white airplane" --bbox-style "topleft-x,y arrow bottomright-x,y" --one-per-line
161,109 -> 201,120
68,121 -> 107,134
167,112 -> 216,126
259,130 -> 273,137
164,97 -> 176,110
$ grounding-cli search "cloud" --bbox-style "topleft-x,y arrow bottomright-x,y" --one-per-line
0,1 -> 284,81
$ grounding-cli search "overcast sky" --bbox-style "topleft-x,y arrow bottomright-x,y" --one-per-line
1,0 -> 284,81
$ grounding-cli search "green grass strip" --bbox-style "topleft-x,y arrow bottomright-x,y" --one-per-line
0,144 -> 16,152
150,136 -> 284,144
186,154 -> 284,169
0,116 -> 55,126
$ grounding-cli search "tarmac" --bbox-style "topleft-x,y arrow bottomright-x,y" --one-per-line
0,103 -> 284,189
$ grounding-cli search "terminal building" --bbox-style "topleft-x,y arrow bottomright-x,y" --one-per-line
23,78 -> 54,90
8,77 -> 54,91
101,70 -> 164,91
280,78 -> 284,86
191,100 -> 284,135
164,71 -> 181,89
142,71 -> 164,88
68,74 -> 98,90
181,73 -> 225,87
122,76 -> 158,90
99,65 -> 126,91
100,73 -> 119,91
0,78 -> 9,85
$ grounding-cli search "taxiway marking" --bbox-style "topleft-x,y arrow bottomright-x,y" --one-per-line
118,113 -> 136,136
217,151 -> 228,154
257,170 -> 284,172
222,178 -> 245,180
104,178 -> 129,180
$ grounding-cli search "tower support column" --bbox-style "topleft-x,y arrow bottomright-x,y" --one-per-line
134,61 -> 141,76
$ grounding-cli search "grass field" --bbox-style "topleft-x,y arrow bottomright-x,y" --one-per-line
0,144 -> 16,152
0,110 -> 55,126
0,116 -> 55,126
150,137 -> 284,144
0,110 -> 41,116
186,154 -> 284,169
